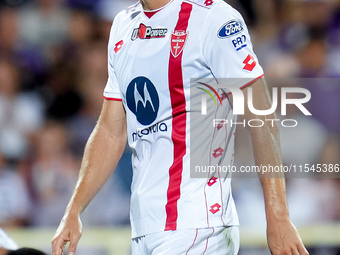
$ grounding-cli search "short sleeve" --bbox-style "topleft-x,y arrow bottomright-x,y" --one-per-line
103,16 -> 123,101
202,3 -> 264,88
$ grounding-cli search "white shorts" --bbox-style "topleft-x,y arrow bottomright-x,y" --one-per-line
131,226 -> 239,255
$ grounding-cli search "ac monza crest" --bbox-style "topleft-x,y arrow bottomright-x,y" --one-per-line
170,30 -> 188,58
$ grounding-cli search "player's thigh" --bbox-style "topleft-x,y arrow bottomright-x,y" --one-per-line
132,229 -> 197,255
205,226 -> 239,255
186,226 -> 239,255
131,226 -> 239,255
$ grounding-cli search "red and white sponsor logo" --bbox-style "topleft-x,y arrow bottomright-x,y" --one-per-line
204,0 -> 213,6
243,54 -> 256,71
212,147 -> 224,158
209,203 -> 221,214
114,40 -> 124,53
131,23 -> 168,41
220,91 -> 228,102
208,177 -> 218,187
170,30 -> 188,58
216,120 -> 225,130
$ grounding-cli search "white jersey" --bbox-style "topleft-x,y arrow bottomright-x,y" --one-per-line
104,0 -> 264,238
0,228 -> 18,250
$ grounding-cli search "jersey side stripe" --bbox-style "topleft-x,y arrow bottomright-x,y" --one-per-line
165,1 -> 193,231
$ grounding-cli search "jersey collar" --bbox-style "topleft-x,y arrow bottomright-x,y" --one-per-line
142,0 -> 175,19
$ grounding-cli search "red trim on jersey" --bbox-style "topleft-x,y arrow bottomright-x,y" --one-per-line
211,103 -> 226,226
103,96 -> 122,102
217,165 -> 226,226
143,0 -> 174,18
205,101 -> 220,228
226,74 -> 265,96
165,2 -> 193,231
204,181 -> 210,227
144,10 -> 160,18
203,227 -> 215,254
185,0 -> 211,9
240,74 -> 265,89
186,228 -> 199,254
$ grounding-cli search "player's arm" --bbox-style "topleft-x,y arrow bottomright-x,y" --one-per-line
52,99 -> 127,255
239,78 -> 309,255
0,248 -> 7,255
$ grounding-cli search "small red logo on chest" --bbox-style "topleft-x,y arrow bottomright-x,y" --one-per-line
170,30 -> 188,58
114,40 -> 124,53
204,0 -> 213,6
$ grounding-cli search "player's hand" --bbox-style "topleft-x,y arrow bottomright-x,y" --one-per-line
267,218 -> 309,255
52,213 -> 83,255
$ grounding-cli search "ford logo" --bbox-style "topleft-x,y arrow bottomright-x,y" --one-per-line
218,20 -> 244,38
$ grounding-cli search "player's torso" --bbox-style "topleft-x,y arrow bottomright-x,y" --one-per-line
109,0 -> 240,238
111,0 -> 213,144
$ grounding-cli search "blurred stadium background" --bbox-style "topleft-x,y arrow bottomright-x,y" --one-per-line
0,0 -> 339,254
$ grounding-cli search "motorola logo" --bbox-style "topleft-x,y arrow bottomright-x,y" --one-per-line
126,77 -> 160,126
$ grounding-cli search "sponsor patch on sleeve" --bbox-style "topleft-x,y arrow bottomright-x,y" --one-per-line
218,19 -> 244,38
232,35 -> 247,51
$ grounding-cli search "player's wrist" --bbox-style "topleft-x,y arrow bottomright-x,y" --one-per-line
64,202 -> 82,219
265,207 -> 290,223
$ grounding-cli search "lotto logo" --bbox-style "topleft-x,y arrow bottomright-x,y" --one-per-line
212,147 -> 224,158
207,177 -> 218,186
114,40 -> 124,53
209,203 -> 221,214
243,54 -> 256,71
216,121 -> 224,130
220,91 -> 228,101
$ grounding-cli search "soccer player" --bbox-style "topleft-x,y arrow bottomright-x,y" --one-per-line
52,0 -> 309,254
